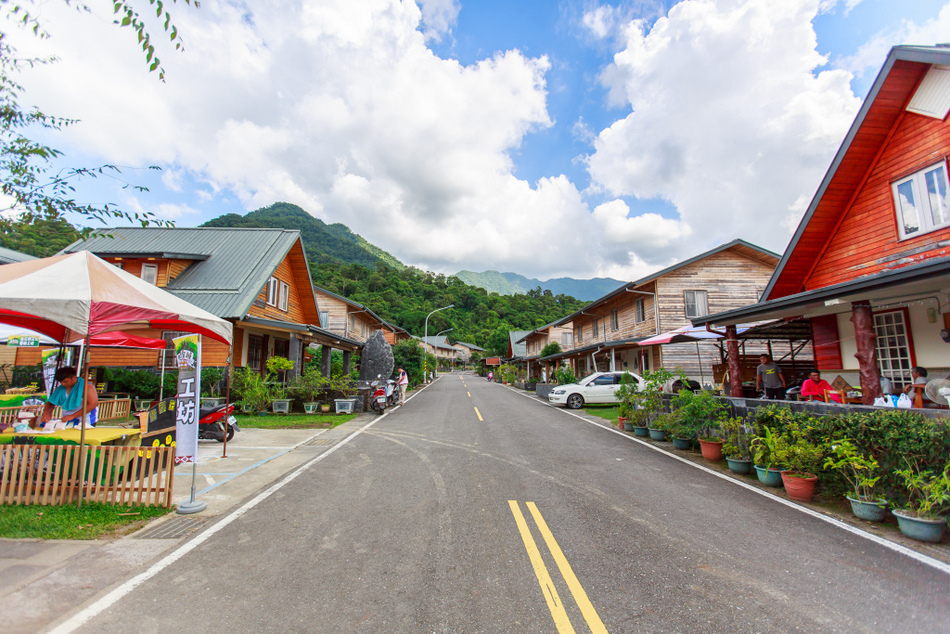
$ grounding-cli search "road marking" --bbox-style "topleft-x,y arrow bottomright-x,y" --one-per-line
474,407 -> 483,421
467,391 -> 471,397
504,386 -> 950,578
508,501 -> 576,634
527,502 -> 607,634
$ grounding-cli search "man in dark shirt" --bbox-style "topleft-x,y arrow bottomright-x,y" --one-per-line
756,354 -> 786,400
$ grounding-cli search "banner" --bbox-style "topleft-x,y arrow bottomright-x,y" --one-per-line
173,334 -> 202,464
41,348 -> 72,396
7,334 -> 39,347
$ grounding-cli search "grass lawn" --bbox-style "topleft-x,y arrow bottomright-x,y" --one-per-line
583,405 -> 623,425
235,413 -> 356,429
0,502 -> 173,539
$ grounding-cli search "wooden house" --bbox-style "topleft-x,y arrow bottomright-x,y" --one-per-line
62,227 -> 357,378
693,46 -> 950,403
539,240 -> 778,381
452,341 -> 485,363
312,286 -> 411,348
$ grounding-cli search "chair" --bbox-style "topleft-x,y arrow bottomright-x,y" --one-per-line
909,385 -> 926,408
823,389 -> 846,404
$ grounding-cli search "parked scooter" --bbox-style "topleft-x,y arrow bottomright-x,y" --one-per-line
198,403 -> 239,442
370,375 -> 390,415
386,379 -> 400,407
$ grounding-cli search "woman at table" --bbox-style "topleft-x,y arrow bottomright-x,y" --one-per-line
37,367 -> 99,429
800,370 -> 841,403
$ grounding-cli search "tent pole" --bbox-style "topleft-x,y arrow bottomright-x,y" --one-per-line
223,348 -> 232,459
76,333 -> 91,507
159,348 -> 166,402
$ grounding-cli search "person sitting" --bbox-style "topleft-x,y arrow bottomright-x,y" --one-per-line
38,366 -> 99,429
800,370 -> 841,403
903,367 -> 930,406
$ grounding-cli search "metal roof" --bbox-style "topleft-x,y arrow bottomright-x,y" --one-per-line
63,227 -> 305,320
0,246 -> 36,264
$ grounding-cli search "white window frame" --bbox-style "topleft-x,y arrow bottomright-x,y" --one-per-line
266,277 -> 279,307
684,290 -> 708,319
278,281 -> 289,311
891,160 -> 950,240
611,309 -> 619,331
635,298 -> 645,323
561,332 -> 573,347
141,263 -> 157,285
873,310 -> 915,389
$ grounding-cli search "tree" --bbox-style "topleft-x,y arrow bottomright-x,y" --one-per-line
540,342 -> 562,358
0,1 -> 195,230
0,214 -> 79,257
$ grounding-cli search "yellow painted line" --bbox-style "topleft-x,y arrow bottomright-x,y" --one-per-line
508,501 -> 576,634
527,502 -> 608,634
474,407 -> 483,421
467,391 -> 471,397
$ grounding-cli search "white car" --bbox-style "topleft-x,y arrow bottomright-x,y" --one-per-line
548,371 -> 645,409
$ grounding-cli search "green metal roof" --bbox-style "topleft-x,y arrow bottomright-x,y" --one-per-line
62,227 -> 306,320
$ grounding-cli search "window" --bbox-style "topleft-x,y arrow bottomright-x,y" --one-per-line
141,263 -> 157,285
561,332 -> 573,347
892,161 -> 950,239
247,334 -> 263,371
874,310 -> 915,389
592,318 -> 599,338
279,281 -> 289,311
611,309 -> 619,331
266,277 -> 279,307
684,290 -> 708,319
319,312 -> 329,329
575,325 -> 583,344
113,262 -> 124,270
635,298 -> 646,323
160,331 -> 186,369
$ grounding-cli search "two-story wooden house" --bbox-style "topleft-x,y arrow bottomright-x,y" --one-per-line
539,240 -> 778,381
63,227 -> 355,379
518,320 -> 576,379
694,46 -> 950,403
452,341 -> 485,363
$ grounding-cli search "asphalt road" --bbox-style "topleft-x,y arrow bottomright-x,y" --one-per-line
64,372 -> 950,633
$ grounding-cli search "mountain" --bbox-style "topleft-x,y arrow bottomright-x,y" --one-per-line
201,202 -> 404,269
454,270 -> 626,301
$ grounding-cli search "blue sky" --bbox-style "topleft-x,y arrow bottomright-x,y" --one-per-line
7,0 -> 950,280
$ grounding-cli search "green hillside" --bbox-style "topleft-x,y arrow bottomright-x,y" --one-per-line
201,202 -> 404,269
455,269 -> 626,302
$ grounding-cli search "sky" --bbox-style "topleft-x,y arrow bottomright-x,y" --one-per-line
6,0 -> 950,282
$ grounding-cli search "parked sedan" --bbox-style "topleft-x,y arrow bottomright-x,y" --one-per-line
548,371 -> 645,409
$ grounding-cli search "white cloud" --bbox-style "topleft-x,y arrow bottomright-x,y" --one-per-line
586,0 -> 862,259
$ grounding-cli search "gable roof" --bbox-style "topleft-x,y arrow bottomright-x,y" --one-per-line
508,330 -> 530,358
62,227 -> 315,321
763,45 -> 950,301
553,239 -> 779,326
453,341 -> 485,351
312,285 -> 410,336
416,335 -> 457,351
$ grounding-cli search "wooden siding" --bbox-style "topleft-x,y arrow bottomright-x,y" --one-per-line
571,283 -> 658,346
811,314 -> 843,371
806,111 -> 950,289
248,255 -> 309,324
768,60 -> 932,298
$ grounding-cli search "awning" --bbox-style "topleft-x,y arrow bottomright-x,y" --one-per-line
638,324 -> 751,346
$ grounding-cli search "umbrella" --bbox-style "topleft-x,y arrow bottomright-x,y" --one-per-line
0,251 -> 231,345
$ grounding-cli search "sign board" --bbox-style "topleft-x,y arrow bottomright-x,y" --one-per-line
41,348 -> 72,395
7,335 -> 39,347
173,334 -> 201,464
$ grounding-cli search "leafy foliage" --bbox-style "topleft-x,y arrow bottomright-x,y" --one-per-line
540,342 -> 562,358
103,367 -> 176,400
669,388 -> 727,439
0,214 -> 79,257
893,462 -> 950,519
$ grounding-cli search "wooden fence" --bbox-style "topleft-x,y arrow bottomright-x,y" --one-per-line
0,444 -> 175,507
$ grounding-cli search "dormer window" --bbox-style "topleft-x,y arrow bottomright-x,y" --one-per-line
892,160 -> 950,240
141,263 -> 157,285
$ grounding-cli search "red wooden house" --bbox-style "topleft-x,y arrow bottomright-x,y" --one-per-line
694,46 -> 950,403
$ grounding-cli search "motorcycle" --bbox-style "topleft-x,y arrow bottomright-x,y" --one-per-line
370,375 -> 392,415
386,379 -> 400,407
198,402 -> 239,442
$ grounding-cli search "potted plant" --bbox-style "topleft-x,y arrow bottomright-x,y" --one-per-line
200,367 -> 226,407
266,356 -> 295,413
774,423 -> 824,502
648,412 -> 673,441
670,386 -> 727,459
892,461 -> 950,543
822,439 -> 887,521
616,373 -> 639,431
232,367 -> 271,415
289,365 -> 328,414
721,416 -> 753,474
751,426 -> 785,487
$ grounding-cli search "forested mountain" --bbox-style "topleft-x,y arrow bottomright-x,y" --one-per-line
202,202 -> 404,269
310,261 -> 586,355
455,270 -> 626,301
0,216 -> 80,258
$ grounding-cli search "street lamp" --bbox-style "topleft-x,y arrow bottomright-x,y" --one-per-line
424,304 -> 453,382
434,328 -> 453,377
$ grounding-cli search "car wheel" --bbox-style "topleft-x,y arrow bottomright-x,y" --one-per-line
566,393 -> 584,409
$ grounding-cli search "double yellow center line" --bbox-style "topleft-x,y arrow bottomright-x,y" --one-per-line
509,501 -> 607,633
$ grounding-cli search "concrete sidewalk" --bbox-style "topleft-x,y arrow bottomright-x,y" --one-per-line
0,414 -> 376,634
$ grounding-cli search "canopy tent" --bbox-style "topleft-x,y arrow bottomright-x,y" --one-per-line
0,251 -> 231,346
0,251 -> 233,506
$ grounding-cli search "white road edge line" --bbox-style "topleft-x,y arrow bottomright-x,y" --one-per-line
505,384 -> 950,577
48,379 -> 442,633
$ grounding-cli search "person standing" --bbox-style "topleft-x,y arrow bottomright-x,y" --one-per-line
756,354 -> 786,400
396,367 -> 409,405
39,366 -> 99,428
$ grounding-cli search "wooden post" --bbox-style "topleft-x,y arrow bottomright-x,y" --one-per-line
342,350 -> 352,375
851,300 -> 883,405
321,345 -> 332,378
726,325 -> 743,398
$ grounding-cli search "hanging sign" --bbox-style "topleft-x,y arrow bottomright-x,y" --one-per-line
173,334 -> 202,464
7,335 -> 39,347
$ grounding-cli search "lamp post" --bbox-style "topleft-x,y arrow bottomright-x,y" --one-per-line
434,328 -> 453,377
424,305 -> 453,382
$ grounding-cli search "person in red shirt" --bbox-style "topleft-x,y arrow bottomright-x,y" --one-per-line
800,370 -> 841,403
